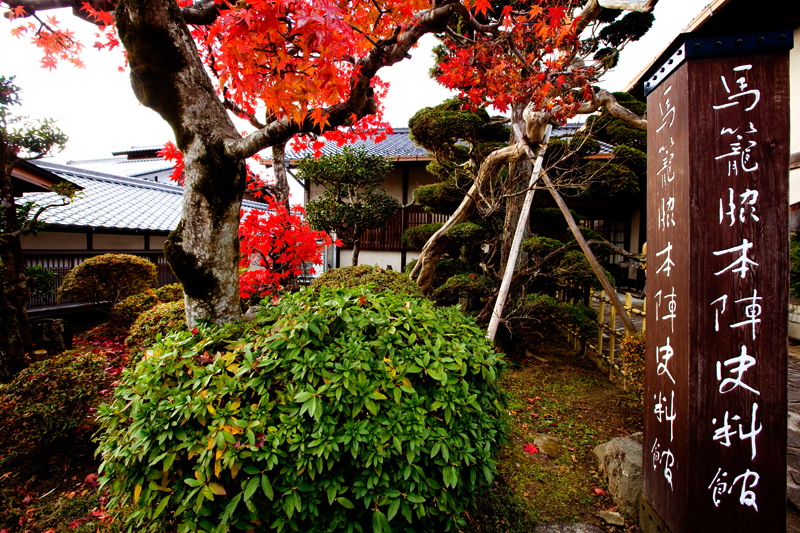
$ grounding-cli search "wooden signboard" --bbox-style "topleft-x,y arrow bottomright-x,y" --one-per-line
643,31 -> 791,532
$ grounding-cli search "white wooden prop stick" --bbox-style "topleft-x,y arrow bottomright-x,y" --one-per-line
487,125 -> 552,342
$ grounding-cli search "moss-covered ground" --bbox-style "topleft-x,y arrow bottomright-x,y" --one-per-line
464,332 -> 643,533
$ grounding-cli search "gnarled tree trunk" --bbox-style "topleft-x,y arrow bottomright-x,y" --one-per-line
116,0 -> 247,326
500,101 -> 533,272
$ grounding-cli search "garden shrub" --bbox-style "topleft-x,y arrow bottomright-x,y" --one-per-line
311,264 -> 424,298
445,222 -> 488,245
619,332 -> 646,398
112,283 -> 184,326
791,233 -> 800,300
97,288 -> 508,533
521,236 -> 562,260
401,222 -> 443,250
26,264 -> 57,299
125,300 -> 187,355
59,254 -> 158,306
0,351 -> 105,465
521,293 -> 599,340
432,273 -> 494,302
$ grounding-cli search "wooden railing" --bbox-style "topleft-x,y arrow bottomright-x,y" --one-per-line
554,288 -> 646,385
25,251 -> 177,309
337,205 -> 449,251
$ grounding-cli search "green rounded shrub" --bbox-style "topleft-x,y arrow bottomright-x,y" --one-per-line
432,273 -> 494,302
112,283 -> 184,326
445,222 -> 488,245
125,300 -> 187,354
97,289 -> 508,533
58,254 -> 158,306
0,351 -> 105,465
311,265 -> 424,298
401,222 -> 443,250
521,293 -> 599,340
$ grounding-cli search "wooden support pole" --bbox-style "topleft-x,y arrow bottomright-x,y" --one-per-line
597,290 -> 605,356
540,172 -> 638,335
487,125 -> 553,342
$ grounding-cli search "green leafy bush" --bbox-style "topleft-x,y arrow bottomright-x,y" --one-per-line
432,273 -> 494,302
58,254 -> 158,306
112,283 -> 184,326
521,293 -> 599,340
619,332 -> 646,398
0,351 -> 105,465
125,300 -> 187,354
446,222 -> 488,245
791,233 -> 800,300
97,289 -> 508,533
521,236 -> 563,260
26,264 -> 56,299
401,222 -> 443,250
311,265 -> 424,298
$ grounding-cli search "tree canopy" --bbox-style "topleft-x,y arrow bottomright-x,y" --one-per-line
3,0 -> 659,326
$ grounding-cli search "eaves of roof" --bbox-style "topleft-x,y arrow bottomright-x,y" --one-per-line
19,161 -> 267,234
624,0 -> 800,97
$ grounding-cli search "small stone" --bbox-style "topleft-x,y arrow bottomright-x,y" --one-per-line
598,510 -> 625,526
534,433 -> 565,459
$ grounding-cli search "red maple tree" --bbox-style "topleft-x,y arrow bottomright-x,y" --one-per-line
3,0 -> 656,325
239,198 -> 338,302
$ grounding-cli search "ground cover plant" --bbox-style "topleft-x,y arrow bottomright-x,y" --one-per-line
311,265 -> 424,298
96,288 -> 507,533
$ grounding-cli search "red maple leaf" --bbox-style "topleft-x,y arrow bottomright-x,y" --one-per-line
522,443 -> 538,455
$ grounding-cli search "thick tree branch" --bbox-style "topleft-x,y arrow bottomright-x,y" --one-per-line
578,89 -> 647,130
224,1 -> 460,159
4,0 -> 225,24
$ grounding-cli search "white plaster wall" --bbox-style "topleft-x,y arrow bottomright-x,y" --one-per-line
337,250 -> 421,272
150,236 -> 167,251
94,234 -> 145,250
20,231 -> 86,250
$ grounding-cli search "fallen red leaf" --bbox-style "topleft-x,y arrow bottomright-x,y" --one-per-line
523,443 -> 538,454
593,487 -> 607,496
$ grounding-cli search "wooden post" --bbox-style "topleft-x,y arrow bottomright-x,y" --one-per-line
642,297 -> 646,332
609,304 -> 616,380
487,126 -> 552,342
625,293 -> 633,338
641,31 -> 790,533
597,290 -> 606,357
540,172 -> 638,335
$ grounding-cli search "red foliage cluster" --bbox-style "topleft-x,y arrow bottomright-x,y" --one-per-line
239,197 -> 339,301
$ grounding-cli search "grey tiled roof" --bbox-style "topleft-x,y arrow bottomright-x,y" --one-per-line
67,157 -> 175,177
272,128 -> 431,163
20,161 -> 266,233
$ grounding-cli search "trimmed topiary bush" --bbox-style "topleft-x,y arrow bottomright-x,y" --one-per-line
0,351 -> 105,465
401,222 -> 443,250
521,293 -> 599,340
432,273 -> 494,302
96,288 -> 508,533
58,254 -> 158,306
125,300 -> 187,355
445,222 -> 488,245
111,283 -> 184,327
311,265 -> 424,298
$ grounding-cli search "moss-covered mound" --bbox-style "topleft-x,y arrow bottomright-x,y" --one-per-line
311,265 -> 424,298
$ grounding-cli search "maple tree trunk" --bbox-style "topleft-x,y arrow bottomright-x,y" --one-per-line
116,0 -> 246,326
500,102 -> 533,272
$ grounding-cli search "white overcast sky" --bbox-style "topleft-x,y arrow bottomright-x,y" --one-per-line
0,0 -> 704,163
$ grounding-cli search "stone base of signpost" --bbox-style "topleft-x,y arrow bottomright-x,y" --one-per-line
639,495 -> 673,533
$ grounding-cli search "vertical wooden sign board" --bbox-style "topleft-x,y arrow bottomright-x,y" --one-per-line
643,31 -> 792,532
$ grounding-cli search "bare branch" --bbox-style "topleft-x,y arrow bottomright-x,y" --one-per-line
577,89 -> 647,130
598,0 -> 658,12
